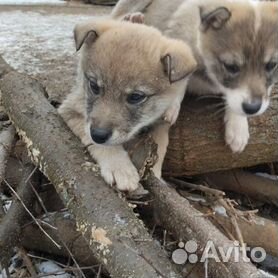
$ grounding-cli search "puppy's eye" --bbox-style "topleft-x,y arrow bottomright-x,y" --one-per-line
223,63 -> 240,75
265,61 -> 278,73
127,91 -> 147,105
89,79 -> 100,95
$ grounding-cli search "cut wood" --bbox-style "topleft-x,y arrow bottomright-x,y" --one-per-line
202,170 -> 278,207
164,94 -> 278,176
211,213 -> 278,258
142,175 -> 264,278
0,164 -> 38,267
0,60 -> 182,278
21,211 -> 101,267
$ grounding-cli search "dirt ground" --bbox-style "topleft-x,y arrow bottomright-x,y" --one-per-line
0,3 -> 111,103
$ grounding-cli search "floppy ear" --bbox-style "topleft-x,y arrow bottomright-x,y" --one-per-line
200,6 -> 231,32
161,42 -> 197,84
74,20 -> 116,51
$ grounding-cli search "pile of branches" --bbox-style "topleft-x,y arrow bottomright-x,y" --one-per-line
0,56 -> 277,278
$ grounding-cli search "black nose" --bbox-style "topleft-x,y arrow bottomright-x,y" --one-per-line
242,98 -> 262,115
90,127 -> 112,144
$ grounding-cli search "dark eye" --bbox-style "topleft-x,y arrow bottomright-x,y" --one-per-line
265,61 -> 277,73
89,79 -> 100,95
223,63 -> 240,75
127,91 -> 147,105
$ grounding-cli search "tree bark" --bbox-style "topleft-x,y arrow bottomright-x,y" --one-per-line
0,68 -> 182,278
142,175 -> 264,278
21,211 -> 101,267
202,170 -> 278,207
164,93 -> 278,176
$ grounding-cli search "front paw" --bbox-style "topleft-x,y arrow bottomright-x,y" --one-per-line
123,12 -> 145,24
100,158 -> 140,192
225,115 -> 249,153
164,102 -> 181,125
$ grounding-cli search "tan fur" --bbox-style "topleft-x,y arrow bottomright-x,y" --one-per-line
59,19 -> 196,191
112,0 -> 278,153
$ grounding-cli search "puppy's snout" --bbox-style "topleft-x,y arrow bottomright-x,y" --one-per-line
90,127 -> 112,144
242,98 -> 262,115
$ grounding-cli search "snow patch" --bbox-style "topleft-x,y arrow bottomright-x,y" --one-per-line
37,261 -> 73,278
0,11 -> 93,74
0,0 -> 65,5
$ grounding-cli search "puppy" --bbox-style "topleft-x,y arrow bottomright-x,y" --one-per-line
112,0 -> 278,153
58,19 -> 196,191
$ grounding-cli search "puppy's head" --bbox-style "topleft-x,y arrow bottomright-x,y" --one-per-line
198,1 -> 278,117
74,20 -> 196,145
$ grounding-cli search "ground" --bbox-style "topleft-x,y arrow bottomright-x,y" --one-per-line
0,1 -> 111,102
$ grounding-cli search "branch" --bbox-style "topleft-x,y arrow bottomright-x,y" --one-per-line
0,58 -> 182,278
142,175 -> 264,278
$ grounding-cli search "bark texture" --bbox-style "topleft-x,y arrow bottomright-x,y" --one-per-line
0,68 -> 182,278
164,95 -> 278,176
143,175 -> 265,278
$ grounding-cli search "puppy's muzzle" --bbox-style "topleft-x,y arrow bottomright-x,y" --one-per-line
90,127 -> 112,144
242,97 -> 262,115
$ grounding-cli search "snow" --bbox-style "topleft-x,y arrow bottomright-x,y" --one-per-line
0,0 -> 64,5
0,10 -> 93,75
256,172 -> 278,181
37,261 -> 73,278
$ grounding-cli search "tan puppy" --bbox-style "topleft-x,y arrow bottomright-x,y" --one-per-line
58,19 -> 196,191
112,0 -> 278,153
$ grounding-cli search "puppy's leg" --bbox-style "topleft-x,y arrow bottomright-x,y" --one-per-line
150,123 -> 170,178
88,144 -> 140,192
58,90 -> 92,145
59,93 -> 140,192
225,109 -> 249,153
164,88 -> 186,125
111,0 -> 152,19
164,100 -> 181,125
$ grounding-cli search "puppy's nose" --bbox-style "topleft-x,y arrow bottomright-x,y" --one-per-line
90,127 -> 112,144
242,98 -> 262,115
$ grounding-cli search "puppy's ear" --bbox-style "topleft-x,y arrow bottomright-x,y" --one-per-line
74,20 -> 115,51
200,6 -> 231,32
161,41 -> 197,84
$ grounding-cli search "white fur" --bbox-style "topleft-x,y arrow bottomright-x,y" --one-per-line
88,144 -> 140,191
225,110 -> 250,153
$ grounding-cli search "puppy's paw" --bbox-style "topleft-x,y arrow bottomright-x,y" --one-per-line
100,157 -> 140,192
123,12 -> 145,24
164,102 -> 181,125
225,115 -> 249,153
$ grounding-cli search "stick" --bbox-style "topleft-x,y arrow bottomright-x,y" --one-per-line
0,59 -> 182,278
142,175 -> 264,278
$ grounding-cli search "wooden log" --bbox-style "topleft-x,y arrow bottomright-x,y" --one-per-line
142,175 -> 264,278
21,211 -> 101,267
202,170 -> 278,207
212,213 -> 278,258
163,93 -> 278,176
0,63 -> 182,278
0,164 -> 38,267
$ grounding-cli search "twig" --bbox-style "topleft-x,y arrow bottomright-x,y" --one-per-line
96,264 -> 102,278
0,124 -> 16,187
2,178 -> 61,249
18,247 -> 37,277
169,178 -> 225,199
57,236 -> 86,278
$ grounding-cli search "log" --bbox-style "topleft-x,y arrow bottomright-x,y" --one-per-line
163,93 -> 278,176
0,164 -> 38,267
202,170 -> 278,207
21,211 -> 101,267
142,175 -> 264,278
0,61 -> 182,278
212,213 -> 278,258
